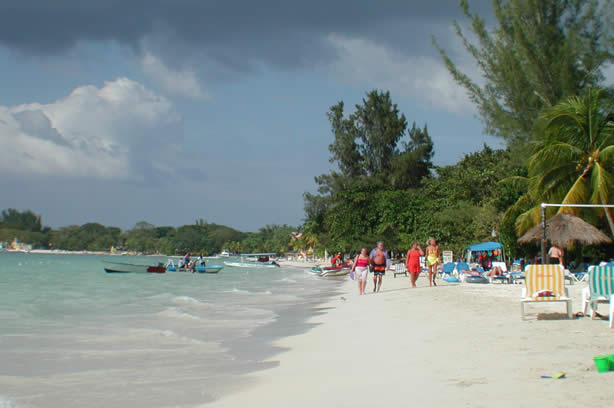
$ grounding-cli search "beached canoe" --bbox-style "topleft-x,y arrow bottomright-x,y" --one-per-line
103,261 -> 165,274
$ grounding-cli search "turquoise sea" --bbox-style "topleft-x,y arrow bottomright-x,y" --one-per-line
0,253 -> 340,408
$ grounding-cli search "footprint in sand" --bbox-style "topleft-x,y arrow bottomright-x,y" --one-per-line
451,378 -> 488,388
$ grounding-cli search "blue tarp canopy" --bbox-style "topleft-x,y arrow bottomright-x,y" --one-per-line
467,241 -> 503,252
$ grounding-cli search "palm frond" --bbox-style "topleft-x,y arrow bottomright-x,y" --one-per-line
515,205 -> 542,236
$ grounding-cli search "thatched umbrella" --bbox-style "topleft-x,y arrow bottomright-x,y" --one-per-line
518,212 -> 612,248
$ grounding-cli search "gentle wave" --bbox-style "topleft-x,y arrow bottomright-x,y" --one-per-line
172,295 -> 206,304
0,395 -> 16,408
276,277 -> 297,283
228,288 -> 273,295
157,307 -> 202,321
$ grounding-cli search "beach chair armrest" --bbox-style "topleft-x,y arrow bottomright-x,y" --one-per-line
582,286 -> 591,315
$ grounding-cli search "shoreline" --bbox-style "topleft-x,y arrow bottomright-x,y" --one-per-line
206,273 -> 614,407
3,250 -> 327,267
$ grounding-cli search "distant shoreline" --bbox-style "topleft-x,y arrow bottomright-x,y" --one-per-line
0,250 -> 325,267
1,248 -> 158,257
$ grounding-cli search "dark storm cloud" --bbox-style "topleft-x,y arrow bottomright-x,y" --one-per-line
0,1 -> 492,69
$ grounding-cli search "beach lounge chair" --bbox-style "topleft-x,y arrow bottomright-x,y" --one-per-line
440,262 -> 455,279
456,262 -> 469,274
520,264 -> 572,320
455,262 -> 470,282
581,265 -> 614,327
393,263 -> 408,278
488,261 -> 509,284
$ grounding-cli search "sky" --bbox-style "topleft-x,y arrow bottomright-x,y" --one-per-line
0,1 -> 530,231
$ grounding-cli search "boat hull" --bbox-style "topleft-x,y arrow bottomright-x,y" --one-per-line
167,265 -> 224,273
311,266 -> 350,277
195,265 -> 224,273
224,261 -> 280,268
319,269 -> 350,277
103,261 -> 165,273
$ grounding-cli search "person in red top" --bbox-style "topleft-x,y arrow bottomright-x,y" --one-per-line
406,241 -> 424,288
351,248 -> 370,295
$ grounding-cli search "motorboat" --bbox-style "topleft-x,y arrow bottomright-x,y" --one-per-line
224,260 -> 280,268
166,259 -> 223,273
103,260 -> 166,273
311,265 -> 350,277
194,264 -> 224,273
224,253 -> 281,268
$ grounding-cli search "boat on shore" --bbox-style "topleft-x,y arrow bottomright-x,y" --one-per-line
103,261 -> 166,274
311,265 -> 351,277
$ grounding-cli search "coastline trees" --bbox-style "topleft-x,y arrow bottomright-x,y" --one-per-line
303,90 -> 434,251
508,88 -> 614,236
434,0 -> 613,147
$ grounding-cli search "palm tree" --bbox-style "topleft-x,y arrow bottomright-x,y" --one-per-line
510,88 -> 614,236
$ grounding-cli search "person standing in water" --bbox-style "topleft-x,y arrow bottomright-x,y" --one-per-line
351,248 -> 370,295
406,241 -> 424,288
369,241 -> 390,293
425,238 -> 440,287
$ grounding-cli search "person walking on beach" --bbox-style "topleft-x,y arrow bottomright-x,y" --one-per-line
351,248 -> 370,295
425,238 -> 440,287
406,241 -> 424,288
548,243 -> 564,267
370,241 -> 390,292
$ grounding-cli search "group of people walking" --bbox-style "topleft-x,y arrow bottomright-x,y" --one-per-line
350,238 -> 441,295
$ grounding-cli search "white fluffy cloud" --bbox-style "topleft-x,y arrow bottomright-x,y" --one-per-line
141,53 -> 208,100
0,77 -> 182,181
325,33 -> 475,114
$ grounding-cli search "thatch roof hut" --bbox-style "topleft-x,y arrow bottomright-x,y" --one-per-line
518,213 -> 612,248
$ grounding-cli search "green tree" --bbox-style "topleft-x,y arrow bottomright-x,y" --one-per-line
305,91 -> 434,240
508,88 -> 614,235
1,208 -> 43,232
319,90 -> 433,190
434,0 -> 613,146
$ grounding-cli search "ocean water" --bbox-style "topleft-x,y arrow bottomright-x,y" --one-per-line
0,253 -> 341,407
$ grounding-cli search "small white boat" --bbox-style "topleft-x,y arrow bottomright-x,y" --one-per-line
103,261 -> 166,274
223,253 -> 281,268
224,261 -> 280,268
219,250 -> 232,257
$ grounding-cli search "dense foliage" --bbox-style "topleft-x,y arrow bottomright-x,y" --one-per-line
0,210 -> 295,255
304,144 -> 527,259
434,0 -> 613,147
506,88 -> 614,235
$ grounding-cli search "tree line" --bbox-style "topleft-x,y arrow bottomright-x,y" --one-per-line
0,211 -> 299,256
303,0 -> 614,264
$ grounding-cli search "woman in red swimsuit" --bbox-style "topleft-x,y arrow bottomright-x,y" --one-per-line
406,242 -> 424,288
351,248 -> 370,295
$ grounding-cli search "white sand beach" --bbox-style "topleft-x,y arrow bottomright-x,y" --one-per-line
208,274 -> 614,408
